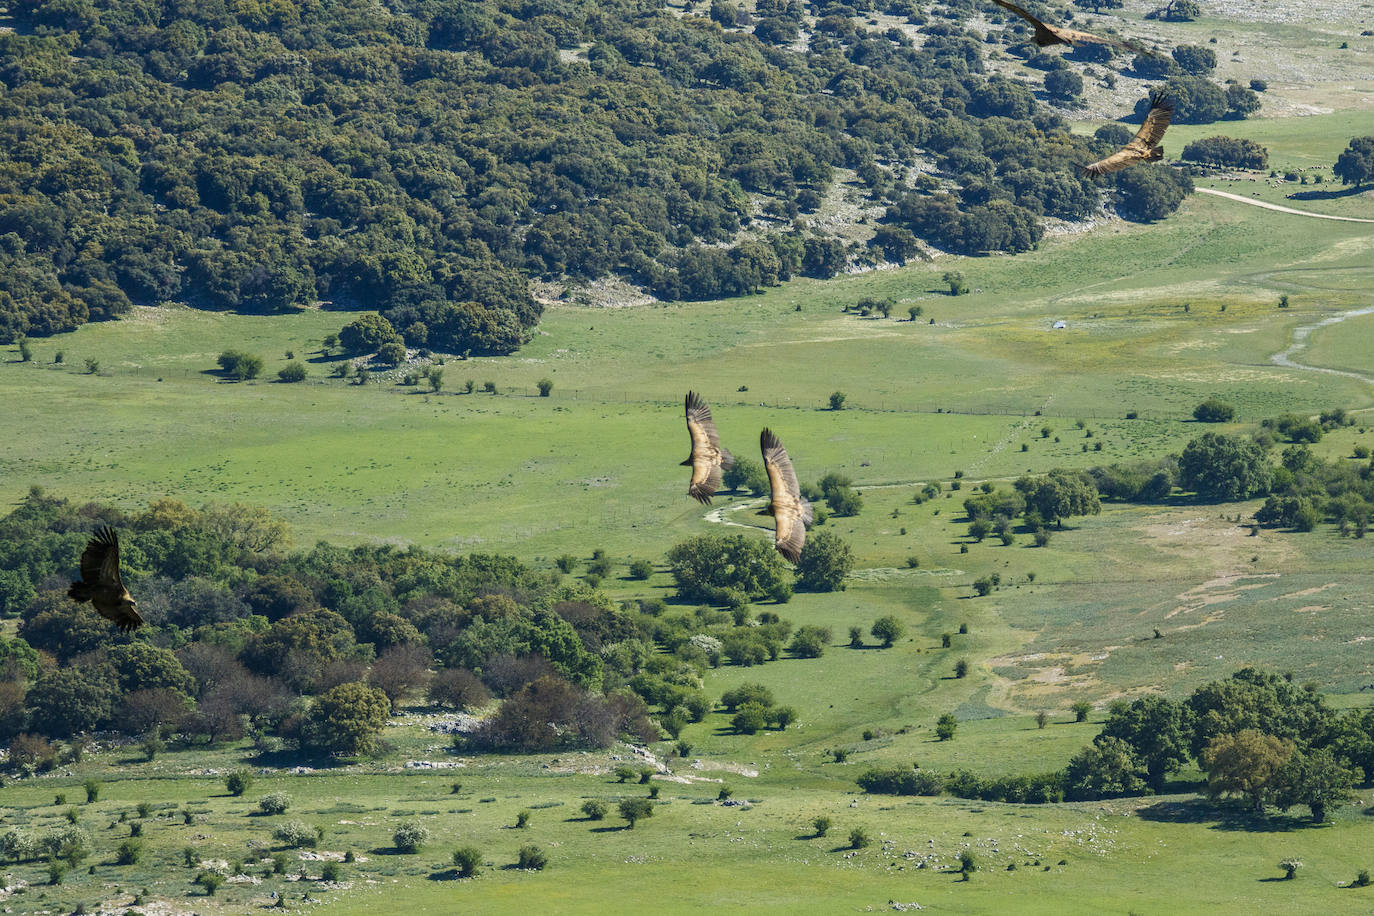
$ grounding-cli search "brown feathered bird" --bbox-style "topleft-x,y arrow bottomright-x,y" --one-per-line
682,391 -> 735,504
68,525 -> 143,631
758,428 -> 813,563
1084,92 -> 1173,177
990,0 -> 1158,56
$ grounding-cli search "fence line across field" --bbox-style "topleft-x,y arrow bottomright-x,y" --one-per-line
82,367 -> 1161,421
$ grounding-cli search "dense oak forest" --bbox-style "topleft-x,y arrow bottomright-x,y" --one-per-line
0,0 -> 1215,347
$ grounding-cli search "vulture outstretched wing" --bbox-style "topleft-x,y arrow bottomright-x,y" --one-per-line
1084,92 -> 1173,177
760,428 -> 812,563
991,0 -> 1158,56
68,525 -> 144,631
682,391 -> 734,504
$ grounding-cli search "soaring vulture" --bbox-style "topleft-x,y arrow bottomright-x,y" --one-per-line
68,525 -> 143,631
1084,92 -> 1174,177
759,428 -> 813,563
682,391 -> 734,504
990,0 -> 1158,56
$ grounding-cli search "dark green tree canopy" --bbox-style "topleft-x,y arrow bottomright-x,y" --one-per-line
1334,137 -> 1374,187
666,534 -> 793,605
1178,433 -> 1272,501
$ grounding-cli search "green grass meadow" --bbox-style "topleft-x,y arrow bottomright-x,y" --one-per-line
2,107 -> 1374,912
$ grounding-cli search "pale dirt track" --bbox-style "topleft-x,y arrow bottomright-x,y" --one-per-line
1195,187 -> 1374,223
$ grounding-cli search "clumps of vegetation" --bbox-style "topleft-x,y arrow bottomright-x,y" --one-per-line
258,793 -> 292,816
1180,137 -> 1268,170
453,846 -> 483,878
581,800 -> 607,821
1193,398 -> 1235,423
225,770 -> 253,797
273,821 -> 319,849
217,350 -> 264,381
393,821 -> 431,853
848,827 -> 871,849
517,845 -> 548,870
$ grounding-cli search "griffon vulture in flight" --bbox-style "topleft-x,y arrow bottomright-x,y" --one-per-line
990,0 -> 1158,56
1084,92 -> 1173,177
68,525 -> 143,631
759,428 -> 812,563
682,391 -> 734,504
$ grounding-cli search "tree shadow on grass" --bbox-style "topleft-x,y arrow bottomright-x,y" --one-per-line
589,825 -> 630,833
1286,186 -> 1366,201
427,868 -> 464,881
1135,798 -> 1305,832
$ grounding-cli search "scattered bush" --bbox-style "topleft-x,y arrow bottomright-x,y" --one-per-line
517,845 -> 548,870
453,845 -> 482,878
258,792 -> 291,815
581,800 -> 607,821
849,827 -> 870,849
393,821 -> 431,853
226,770 -> 253,797
273,821 -> 318,848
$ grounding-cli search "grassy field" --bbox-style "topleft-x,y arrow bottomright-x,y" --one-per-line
3,93 -> 1374,912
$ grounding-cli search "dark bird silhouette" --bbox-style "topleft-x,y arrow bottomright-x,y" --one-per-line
1084,92 -> 1174,177
68,525 -> 143,631
759,428 -> 812,563
682,391 -> 734,504
991,0 -> 1158,56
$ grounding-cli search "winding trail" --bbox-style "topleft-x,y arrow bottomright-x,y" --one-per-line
1271,305 -> 1374,385
1195,187 -> 1374,223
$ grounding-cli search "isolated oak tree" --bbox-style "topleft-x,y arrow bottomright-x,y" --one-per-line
1334,137 -> 1374,187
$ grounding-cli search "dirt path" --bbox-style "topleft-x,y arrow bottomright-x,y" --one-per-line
1195,188 -> 1374,224
1271,305 -> 1374,385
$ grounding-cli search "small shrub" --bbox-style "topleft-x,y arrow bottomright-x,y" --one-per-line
258,792 -> 291,815
517,845 -> 547,870
849,827 -> 870,849
273,821 -> 318,848
195,871 -> 224,895
83,780 -> 100,803
84,358 -> 100,374
116,839 -> 142,865
393,821 -> 431,853
277,362 -> 308,382
483,381 -> 497,394
1279,857 -> 1302,880
813,815 -> 831,837
582,800 -> 607,821
717,785 -> 734,801
959,849 -> 977,877
129,822 -> 142,837
226,770 -> 253,796
183,846 -> 199,867
320,861 -> 342,882
515,810 -> 531,829
936,713 -> 958,741
628,559 -> 654,580
453,845 -> 482,878
829,391 -> 847,410
954,658 -> 969,678
1072,701 -> 1092,723
1355,869 -> 1370,887
1035,711 -> 1049,729
832,749 -> 848,763
537,378 -> 553,396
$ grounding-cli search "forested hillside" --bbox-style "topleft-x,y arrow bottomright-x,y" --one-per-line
0,0 -> 1209,347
